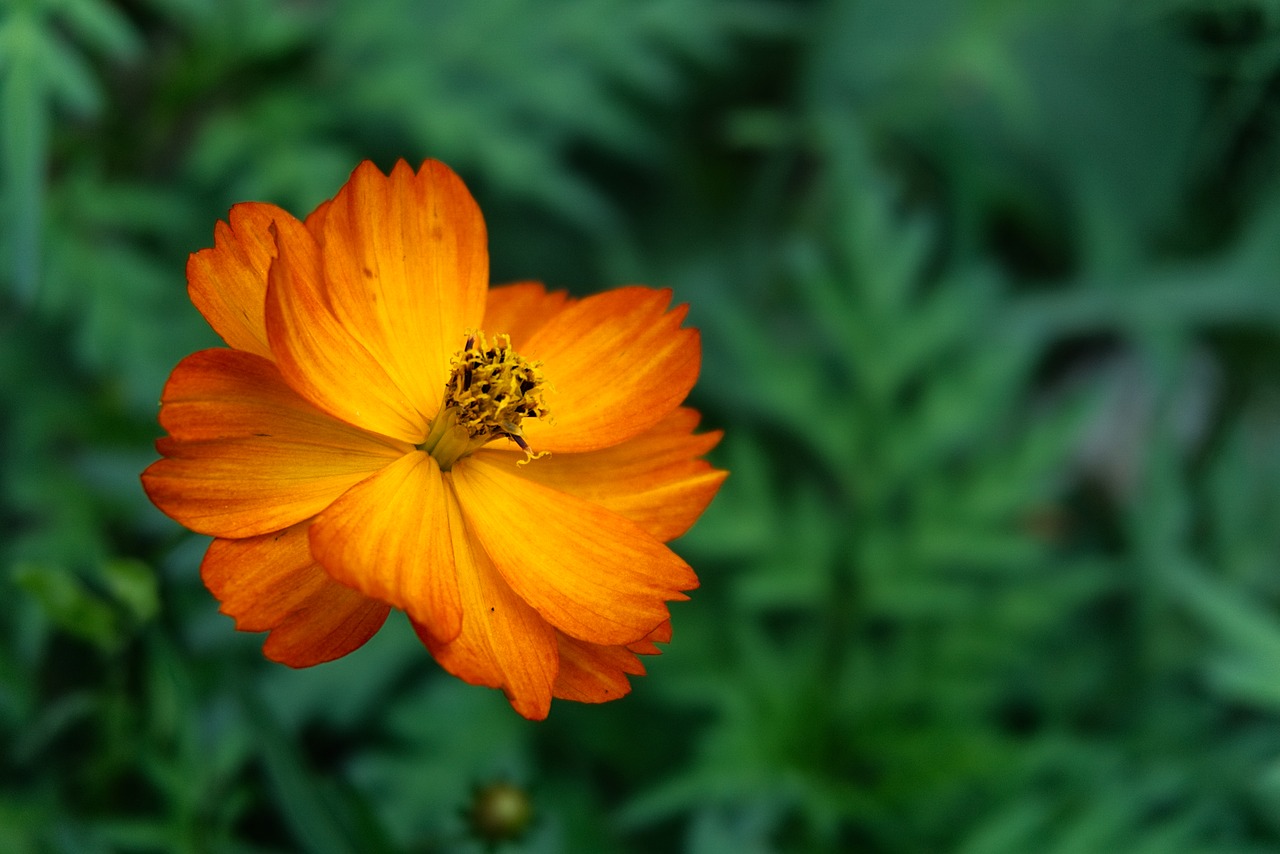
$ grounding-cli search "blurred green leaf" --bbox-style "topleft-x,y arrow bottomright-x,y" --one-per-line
100,558 -> 158,625
11,562 -> 119,650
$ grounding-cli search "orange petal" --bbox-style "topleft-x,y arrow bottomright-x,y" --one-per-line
519,287 -> 700,453
142,350 -> 408,538
319,160 -> 488,418
552,634 -> 645,704
627,620 -> 672,656
304,197 -> 333,235
413,481 -> 558,720
201,521 -> 390,667
152,348 -> 409,449
450,456 -> 698,646
482,282 -> 571,349
264,208 -> 428,443
476,407 -> 726,542
187,203 -> 315,360
308,452 -> 463,643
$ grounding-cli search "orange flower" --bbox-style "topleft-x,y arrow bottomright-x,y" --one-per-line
141,160 -> 725,719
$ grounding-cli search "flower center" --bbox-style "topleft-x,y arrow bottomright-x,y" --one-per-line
417,331 -> 548,470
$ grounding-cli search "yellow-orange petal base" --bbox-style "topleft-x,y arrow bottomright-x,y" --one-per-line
142,159 -> 726,719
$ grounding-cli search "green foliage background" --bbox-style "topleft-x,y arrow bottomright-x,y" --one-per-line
5,0 -> 1280,850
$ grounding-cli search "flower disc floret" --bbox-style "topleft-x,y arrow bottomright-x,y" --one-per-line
419,331 -> 548,470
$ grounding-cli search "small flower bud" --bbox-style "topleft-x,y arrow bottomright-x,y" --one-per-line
467,780 -> 534,844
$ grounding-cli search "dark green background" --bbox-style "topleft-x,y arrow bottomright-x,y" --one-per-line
5,0 -> 1280,850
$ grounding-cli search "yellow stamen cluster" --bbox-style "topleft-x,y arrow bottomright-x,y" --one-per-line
419,331 -> 548,470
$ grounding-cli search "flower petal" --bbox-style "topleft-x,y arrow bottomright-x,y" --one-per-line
187,203 -> 310,360
304,198 -> 333,235
482,282 -> 571,349
519,287 -> 700,453
202,521 -> 390,667
142,349 -> 408,538
552,634 -> 645,704
450,456 -> 698,646
626,620 -> 672,656
319,159 -> 488,417
308,452 -> 463,643
264,209 -> 428,443
476,407 -> 725,542
413,481 -> 558,720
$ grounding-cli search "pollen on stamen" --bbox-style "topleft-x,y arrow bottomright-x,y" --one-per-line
417,330 -> 550,470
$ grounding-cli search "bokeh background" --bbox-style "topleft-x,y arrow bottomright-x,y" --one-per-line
5,0 -> 1280,851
